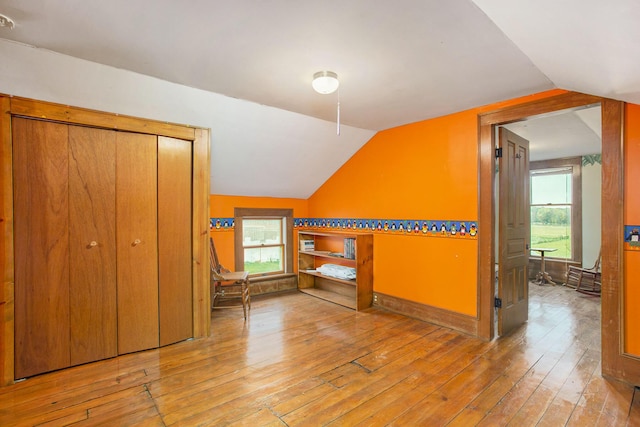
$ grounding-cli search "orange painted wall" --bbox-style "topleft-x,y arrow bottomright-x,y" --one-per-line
624,103 -> 640,356
308,90 -> 566,317
209,194 -> 308,270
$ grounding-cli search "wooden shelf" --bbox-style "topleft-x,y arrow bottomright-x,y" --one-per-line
299,270 -> 356,287
298,287 -> 356,310
299,250 -> 356,263
297,231 -> 373,311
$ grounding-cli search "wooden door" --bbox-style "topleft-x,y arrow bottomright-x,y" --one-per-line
13,118 -> 70,378
158,136 -> 193,346
68,126 -> 117,365
116,132 -> 159,354
498,128 -> 530,336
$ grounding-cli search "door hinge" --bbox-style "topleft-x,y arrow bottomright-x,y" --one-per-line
495,147 -> 503,158
494,297 -> 502,308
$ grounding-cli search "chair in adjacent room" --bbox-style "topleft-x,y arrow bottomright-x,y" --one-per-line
209,237 -> 251,319
564,250 -> 601,296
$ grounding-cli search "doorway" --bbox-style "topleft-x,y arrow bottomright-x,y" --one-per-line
494,105 -> 602,337
478,93 -> 634,384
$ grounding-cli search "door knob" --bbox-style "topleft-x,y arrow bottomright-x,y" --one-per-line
87,241 -> 98,248
132,239 -> 142,246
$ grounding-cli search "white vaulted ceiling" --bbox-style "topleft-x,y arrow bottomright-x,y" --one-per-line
0,0 -> 637,197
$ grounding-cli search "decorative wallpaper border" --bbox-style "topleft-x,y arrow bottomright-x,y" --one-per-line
211,219 -> 640,245
625,225 -> 640,251
210,218 -> 235,230
210,217 -> 478,239
582,154 -> 602,166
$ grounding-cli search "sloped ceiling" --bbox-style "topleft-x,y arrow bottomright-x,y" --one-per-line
504,106 -> 601,162
0,0 -> 637,198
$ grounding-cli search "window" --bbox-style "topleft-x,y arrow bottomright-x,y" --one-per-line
242,218 -> 284,274
530,158 -> 581,261
234,208 -> 293,277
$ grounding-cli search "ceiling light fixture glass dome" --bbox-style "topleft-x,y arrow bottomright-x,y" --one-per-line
312,71 -> 339,94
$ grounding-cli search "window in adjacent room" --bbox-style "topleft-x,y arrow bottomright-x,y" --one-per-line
530,157 -> 581,262
234,208 -> 293,276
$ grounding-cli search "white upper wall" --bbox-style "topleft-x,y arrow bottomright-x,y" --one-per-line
0,40 -> 375,199
582,161 -> 602,267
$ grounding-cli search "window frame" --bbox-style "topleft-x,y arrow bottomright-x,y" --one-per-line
529,157 -> 582,263
234,207 -> 294,277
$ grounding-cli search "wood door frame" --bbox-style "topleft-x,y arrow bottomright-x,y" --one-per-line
0,96 -> 211,385
478,92 -> 637,384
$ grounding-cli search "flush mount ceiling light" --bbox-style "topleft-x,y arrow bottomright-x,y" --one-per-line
312,71 -> 339,94
0,13 -> 15,29
312,71 -> 342,135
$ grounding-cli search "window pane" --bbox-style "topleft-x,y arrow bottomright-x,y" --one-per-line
531,172 -> 571,205
242,219 -> 282,245
530,206 -> 571,259
244,246 -> 283,274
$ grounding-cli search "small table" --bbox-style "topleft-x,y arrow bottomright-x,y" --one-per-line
531,247 -> 557,285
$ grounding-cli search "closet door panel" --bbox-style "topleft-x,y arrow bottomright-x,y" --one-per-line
68,126 -> 117,365
13,118 -> 70,378
158,136 -> 192,346
116,132 -> 159,354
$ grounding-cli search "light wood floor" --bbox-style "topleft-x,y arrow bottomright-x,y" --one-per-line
1,284 -> 639,426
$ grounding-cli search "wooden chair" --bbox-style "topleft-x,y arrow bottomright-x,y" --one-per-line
209,237 -> 251,319
564,250 -> 601,296
575,268 -> 602,296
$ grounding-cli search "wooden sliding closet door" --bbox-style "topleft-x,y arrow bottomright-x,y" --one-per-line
116,132 -> 159,354
13,119 -> 70,379
158,136 -> 193,346
68,126 -> 117,365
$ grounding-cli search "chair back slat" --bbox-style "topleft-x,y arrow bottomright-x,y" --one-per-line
592,249 -> 601,272
209,237 -> 222,273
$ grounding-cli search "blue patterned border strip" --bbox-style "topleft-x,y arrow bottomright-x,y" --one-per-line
209,220 -> 640,245
625,225 -> 640,251
210,218 -> 235,230
294,218 -> 478,238
210,217 -> 478,238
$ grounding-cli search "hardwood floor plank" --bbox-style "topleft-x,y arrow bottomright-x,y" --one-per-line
474,352 -> 562,426
157,303 -> 417,424
0,370 -> 150,424
287,334 -> 475,425
269,380 -> 336,417
154,321 -> 385,410
225,407 -> 286,427
324,332 -> 470,425
538,347 -> 601,425
447,350 -> 546,425
0,287 -> 638,426
3,386 -> 150,427
386,342 -> 537,425
347,338 -> 492,425
83,388 -> 158,422
33,412 -> 88,427
505,346 -> 592,425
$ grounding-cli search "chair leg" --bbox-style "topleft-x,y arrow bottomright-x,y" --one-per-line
211,282 -> 218,309
211,279 -> 250,319
246,280 -> 251,310
241,280 -> 249,320
575,272 -> 584,292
